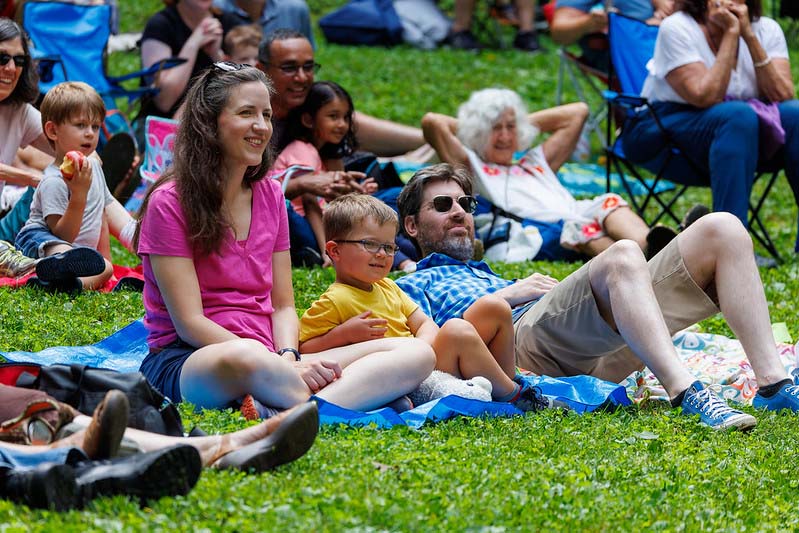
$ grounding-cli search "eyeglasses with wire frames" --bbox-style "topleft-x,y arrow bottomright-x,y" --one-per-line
267,61 -> 321,76
430,195 -> 478,214
334,239 -> 400,256
0,52 -> 27,68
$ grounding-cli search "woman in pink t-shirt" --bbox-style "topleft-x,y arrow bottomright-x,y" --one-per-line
135,63 -> 434,416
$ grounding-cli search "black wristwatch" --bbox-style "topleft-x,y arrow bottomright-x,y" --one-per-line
278,347 -> 301,361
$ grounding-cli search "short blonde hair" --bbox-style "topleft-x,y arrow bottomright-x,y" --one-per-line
324,194 -> 398,241
223,24 -> 262,55
456,88 -> 538,160
40,82 -> 105,140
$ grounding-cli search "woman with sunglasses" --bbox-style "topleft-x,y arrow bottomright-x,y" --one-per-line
134,63 -> 434,418
422,88 -> 666,262
0,20 -> 53,220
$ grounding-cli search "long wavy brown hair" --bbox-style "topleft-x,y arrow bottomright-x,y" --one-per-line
135,65 -> 274,256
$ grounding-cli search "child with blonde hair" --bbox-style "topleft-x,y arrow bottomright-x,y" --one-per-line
15,81 -> 136,292
300,194 -> 554,411
223,24 -> 261,67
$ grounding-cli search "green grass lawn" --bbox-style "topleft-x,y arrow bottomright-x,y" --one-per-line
1,1 -> 799,530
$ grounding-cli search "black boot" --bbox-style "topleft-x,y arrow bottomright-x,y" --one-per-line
73,444 -> 202,505
1,463 -> 79,511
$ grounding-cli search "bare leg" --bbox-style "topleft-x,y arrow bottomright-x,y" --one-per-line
433,319 -> 518,398
514,0 -> 536,32
353,112 -> 425,157
589,240 -> 697,398
452,0 -> 477,32
677,213 -> 790,386
179,338 -> 310,410
531,102 -> 589,172
462,294 -> 516,379
576,235 -> 614,257
602,207 -> 649,251
305,337 -> 435,410
63,408 -> 299,466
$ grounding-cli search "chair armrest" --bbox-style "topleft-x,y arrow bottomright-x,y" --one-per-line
602,90 -> 647,108
107,57 -> 187,84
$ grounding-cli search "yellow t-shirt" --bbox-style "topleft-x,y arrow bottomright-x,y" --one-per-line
299,278 -> 419,343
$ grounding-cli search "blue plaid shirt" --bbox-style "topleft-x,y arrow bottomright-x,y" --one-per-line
396,253 -> 535,325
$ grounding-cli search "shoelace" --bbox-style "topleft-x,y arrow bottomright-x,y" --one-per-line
516,386 -> 551,411
783,384 -> 799,398
687,387 -> 739,419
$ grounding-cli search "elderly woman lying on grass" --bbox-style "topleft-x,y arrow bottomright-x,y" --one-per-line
134,62 -> 434,420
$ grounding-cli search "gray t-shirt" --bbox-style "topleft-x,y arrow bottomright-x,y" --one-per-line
22,157 -> 114,249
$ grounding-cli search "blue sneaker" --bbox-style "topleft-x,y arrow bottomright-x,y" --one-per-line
679,381 -> 757,431
752,380 -> 799,413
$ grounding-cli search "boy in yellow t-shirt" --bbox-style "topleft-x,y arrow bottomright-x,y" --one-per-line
299,194 -> 551,411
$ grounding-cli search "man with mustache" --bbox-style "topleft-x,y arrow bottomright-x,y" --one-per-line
395,163 -> 799,430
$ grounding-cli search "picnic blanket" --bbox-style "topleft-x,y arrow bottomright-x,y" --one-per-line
623,327 -> 799,405
3,322 -> 796,427
0,264 -> 143,292
0,319 -> 630,427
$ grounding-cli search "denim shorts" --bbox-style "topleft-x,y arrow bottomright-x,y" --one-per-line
139,339 -> 197,403
15,225 -> 69,259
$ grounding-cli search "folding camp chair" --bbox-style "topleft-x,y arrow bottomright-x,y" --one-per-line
21,1 -> 184,150
603,12 -> 782,261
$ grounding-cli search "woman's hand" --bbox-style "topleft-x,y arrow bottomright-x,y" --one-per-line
293,359 -> 342,392
188,17 -> 223,57
707,0 -> 740,35
726,0 -> 751,38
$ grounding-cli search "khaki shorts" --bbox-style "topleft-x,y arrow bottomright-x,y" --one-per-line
513,237 -> 719,383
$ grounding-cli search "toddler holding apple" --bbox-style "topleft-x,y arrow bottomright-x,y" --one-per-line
14,82 -> 132,291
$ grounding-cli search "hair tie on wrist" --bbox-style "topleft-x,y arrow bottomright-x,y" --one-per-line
754,56 -> 772,68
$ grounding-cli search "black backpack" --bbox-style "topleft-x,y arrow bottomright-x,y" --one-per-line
2,363 -> 184,437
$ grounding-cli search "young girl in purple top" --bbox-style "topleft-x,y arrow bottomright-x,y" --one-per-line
135,62 -> 434,415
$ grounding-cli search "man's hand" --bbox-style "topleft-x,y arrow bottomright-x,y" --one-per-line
516,272 -> 559,300
293,358 -> 342,392
337,310 -> 388,343
495,272 -> 560,307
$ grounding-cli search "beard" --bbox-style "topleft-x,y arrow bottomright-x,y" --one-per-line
418,233 -> 474,262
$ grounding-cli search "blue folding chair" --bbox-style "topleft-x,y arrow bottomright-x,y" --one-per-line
21,1 -> 184,151
603,12 -> 782,261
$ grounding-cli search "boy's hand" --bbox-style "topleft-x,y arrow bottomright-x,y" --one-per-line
340,310 -> 388,343
293,359 -> 342,392
65,154 -> 92,199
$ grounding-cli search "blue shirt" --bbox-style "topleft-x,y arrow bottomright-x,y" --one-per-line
395,253 -> 537,326
555,0 -> 653,21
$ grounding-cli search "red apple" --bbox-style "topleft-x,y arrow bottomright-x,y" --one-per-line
59,151 -> 85,180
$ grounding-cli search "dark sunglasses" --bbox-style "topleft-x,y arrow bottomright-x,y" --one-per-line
0,52 -> 27,67
431,195 -> 478,214
271,61 -> 320,76
335,239 -> 400,256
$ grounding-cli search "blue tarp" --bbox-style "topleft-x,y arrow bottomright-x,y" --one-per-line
1,319 -> 631,427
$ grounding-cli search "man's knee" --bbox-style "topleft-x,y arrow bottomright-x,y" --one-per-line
599,239 -> 647,273
440,318 -> 479,340
688,212 -> 751,253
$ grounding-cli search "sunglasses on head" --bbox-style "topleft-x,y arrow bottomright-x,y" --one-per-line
0,52 -> 26,67
431,195 -> 477,214
212,61 -> 251,73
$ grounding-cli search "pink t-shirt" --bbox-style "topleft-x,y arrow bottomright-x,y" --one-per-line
138,178 -> 290,350
270,140 -> 324,216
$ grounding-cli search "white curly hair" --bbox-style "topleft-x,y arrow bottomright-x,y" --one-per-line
456,88 -> 539,160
